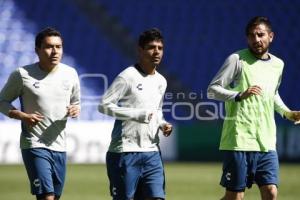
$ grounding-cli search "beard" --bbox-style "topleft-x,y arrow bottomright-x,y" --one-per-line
248,44 -> 269,58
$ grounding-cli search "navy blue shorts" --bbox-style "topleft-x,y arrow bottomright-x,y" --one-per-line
220,150 -> 279,191
21,148 -> 66,197
106,151 -> 165,200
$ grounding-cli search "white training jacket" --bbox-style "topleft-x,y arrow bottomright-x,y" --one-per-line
0,63 -> 80,152
98,65 -> 168,153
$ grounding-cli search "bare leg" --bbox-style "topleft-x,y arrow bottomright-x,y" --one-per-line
36,193 -> 55,200
220,190 -> 245,200
259,185 -> 277,200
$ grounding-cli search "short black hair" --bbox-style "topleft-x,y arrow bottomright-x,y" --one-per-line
245,16 -> 272,35
138,28 -> 163,48
35,27 -> 62,48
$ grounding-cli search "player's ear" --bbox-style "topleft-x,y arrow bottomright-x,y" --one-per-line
138,45 -> 143,51
137,46 -> 144,56
269,31 -> 274,43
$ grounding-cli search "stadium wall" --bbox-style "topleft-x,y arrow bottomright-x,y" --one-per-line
0,121 -> 177,164
1,120 -> 300,164
177,122 -> 300,162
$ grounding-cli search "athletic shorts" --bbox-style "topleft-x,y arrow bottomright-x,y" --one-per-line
106,151 -> 165,200
220,150 -> 279,191
21,148 -> 66,197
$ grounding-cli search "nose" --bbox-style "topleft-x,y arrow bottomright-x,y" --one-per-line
154,47 -> 161,54
52,47 -> 58,53
254,34 -> 260,42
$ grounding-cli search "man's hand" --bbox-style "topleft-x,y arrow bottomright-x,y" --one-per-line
21,112 -> 44,127
240,85 -> 262,100
284,111 -> 300,124
148,113 -> 153,121
67,105 -> 80,118
160,123 -> 173,137
9,109 -> 44,127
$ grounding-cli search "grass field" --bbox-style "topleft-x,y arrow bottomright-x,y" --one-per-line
0,163 -> 299,200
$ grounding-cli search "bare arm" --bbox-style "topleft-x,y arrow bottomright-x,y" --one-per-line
8,109 -> 44,126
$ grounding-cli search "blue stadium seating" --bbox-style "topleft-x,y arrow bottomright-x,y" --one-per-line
97,0 -> 300,110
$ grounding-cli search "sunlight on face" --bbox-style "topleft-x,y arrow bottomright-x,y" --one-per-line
247,24 -> 274,59
36,36 -> 63,70
139,40 -> 164,66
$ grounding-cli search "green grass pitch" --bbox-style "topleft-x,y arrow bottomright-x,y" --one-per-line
0,163 -> 299,199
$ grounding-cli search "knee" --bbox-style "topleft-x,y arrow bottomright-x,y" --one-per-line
221,190 -> 244,200
260,185 -> 277,199
268,186 -> 277,199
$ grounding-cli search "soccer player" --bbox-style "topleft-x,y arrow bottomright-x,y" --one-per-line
207,16 -> 300,200
98,28 -> 172,200
0,27 -> 80,200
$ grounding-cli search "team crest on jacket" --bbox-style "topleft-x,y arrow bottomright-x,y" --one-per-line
158,85 -> 164,94
62,80 -> 71,90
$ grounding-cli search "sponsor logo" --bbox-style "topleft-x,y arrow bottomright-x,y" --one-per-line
136,83 -> 143,90
112,186 -> 117,196
33,82 -> 40,88
225,172 -> 231,181
33,178 -> 41,187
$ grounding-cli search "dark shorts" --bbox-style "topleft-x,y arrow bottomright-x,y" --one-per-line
106,151 -> 165,200
21,148 -> 66,197
220,150 -> 279,191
